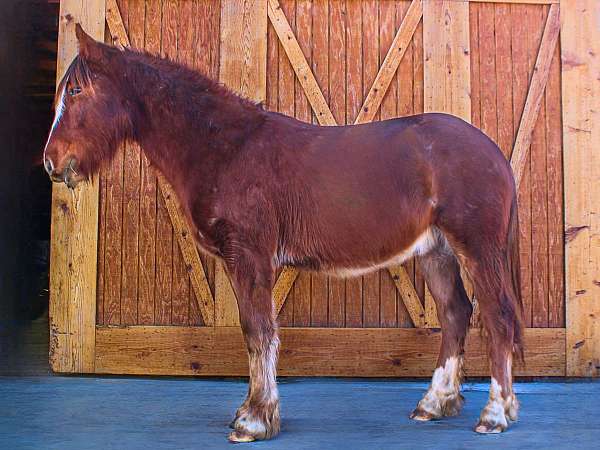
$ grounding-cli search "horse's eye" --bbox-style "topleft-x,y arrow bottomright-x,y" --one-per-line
68,86 -> 82,96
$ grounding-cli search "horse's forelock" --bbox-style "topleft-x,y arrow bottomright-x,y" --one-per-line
59,56 -> 94,98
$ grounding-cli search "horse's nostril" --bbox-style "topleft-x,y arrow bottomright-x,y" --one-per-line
44,157 -> 54,175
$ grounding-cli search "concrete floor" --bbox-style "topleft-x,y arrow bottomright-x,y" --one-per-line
1,377 -> 599,450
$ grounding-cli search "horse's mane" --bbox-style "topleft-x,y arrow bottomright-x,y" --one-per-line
118,45 -> 264,114
62,41 -> 265,121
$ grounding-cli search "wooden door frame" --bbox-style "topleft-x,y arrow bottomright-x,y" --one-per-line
50,0 -> 597,377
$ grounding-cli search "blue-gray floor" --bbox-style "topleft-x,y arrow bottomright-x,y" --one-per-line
1,377 -> 599,450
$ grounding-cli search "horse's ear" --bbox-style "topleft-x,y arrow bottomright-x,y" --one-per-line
75,23 -> 104,61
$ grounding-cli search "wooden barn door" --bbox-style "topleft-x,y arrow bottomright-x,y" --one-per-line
50,0 -> 600,378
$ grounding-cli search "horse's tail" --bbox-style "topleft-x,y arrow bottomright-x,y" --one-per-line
507,195 -> 524,361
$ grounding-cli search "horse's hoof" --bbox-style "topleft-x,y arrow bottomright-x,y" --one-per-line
410,392 -> 463,421
228,401 -> 280,442
228,431 -> 256,443
474,421 -> 506,434
475,404 -> 509,434
410,408 -> 438,421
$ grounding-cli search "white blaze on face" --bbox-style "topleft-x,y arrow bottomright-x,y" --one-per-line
43,82 -> 68,163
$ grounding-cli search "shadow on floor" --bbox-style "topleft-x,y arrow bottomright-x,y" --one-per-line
1,376 -> 599,450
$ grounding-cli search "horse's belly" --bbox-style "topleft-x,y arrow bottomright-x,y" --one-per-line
323,227 -> 436,278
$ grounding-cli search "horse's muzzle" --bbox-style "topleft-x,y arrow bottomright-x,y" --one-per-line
46,156 -> 80,189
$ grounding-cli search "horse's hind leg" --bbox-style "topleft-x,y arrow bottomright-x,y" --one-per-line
410,232 -> 472,421
223,247 -> 280,443
463,247 -> 521,433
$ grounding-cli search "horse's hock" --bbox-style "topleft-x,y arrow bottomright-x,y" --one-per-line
50,0 -> 599,377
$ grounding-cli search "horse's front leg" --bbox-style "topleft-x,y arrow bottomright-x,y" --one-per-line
223,247 -> 280,443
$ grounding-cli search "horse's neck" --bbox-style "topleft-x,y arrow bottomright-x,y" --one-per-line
133,75 -> 264,192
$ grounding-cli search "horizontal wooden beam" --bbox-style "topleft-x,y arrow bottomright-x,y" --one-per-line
96,326 -> 565,377
470,0 -> 558,4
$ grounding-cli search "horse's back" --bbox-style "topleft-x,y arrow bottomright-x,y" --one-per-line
268,112 -> 515,269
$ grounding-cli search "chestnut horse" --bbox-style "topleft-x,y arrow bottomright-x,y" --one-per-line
44,25 -> 523,442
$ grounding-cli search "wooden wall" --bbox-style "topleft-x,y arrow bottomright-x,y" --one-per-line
469,2 -> 564,328
95,0 -> 564,330
50,0 -> 599,377
96,0 -> 221,327
270,1 -> 424,328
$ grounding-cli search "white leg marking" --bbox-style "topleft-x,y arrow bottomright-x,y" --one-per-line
412,356 -> 463,420
476,372 -> 519,433
231,336 -> 280,442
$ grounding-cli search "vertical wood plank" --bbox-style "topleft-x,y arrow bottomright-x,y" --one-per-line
104,0 -> 128,328
422,0 -> 470,329
478,4 -> 498,144
468,2 -> 481,327
192,0 -> 220,325
562,0 -> 600,376
530,5 -> 549,327
120,0 -> 143,326
216,0 -> 268,326
170,0 -> 197,326
96,155 -> 107,326
292,0 -> 313,328
362,0 -> 380,328
423,0 -> 471,121
412,3 -> 426,310
469,2 -> 481,130
327,0 -> 346,327
138,0 -> 161,325
345,0 -> 363,327
274,0 -> 296,328
310,0 -> 329,327
545,33 -> 564,328
379,0 -> 399,329
511,4 -> 533,326
49,0 -> 105,373
155,0 -> 178,325
495,4 -> 514,159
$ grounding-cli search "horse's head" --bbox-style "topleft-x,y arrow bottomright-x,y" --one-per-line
43,24 -> 133,188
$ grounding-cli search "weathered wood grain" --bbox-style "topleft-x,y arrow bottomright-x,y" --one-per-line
510,3 -> 559,188
215,0 -> 268,326
137,0 -> 161,325
96,326 -> 566,377
344,0 -> 364,328
545,28 -> 564,328
423,0 -> 471,121
388,265 -> 425,328
268,0 -> 336,126
562,0 -> 600,377
326,0 -> 347,328
355,0 -> 422,125
106,0 -> 216,326
422,0 -> 471,328
529,6 -> 550,327
119,0 -> 141,326
379,0 -> 400,329
308,0 -> 329,326
510,4 -> 533,326
49,0 -> 105,373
